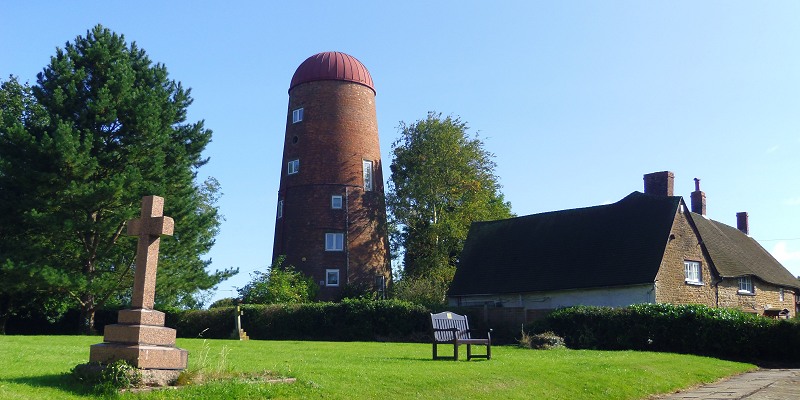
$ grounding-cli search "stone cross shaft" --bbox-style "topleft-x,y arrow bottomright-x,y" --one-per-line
127,196 -> 174,310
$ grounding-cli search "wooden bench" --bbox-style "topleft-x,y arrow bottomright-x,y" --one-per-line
430,311 -> 492,361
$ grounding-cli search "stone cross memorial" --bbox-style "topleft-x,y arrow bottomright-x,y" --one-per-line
89,195 -> 187,373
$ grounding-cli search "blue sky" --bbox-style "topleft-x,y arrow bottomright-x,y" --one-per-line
2,1 -> 799,304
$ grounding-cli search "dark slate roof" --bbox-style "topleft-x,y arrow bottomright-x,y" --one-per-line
449,192 -> 681,296
689,213 -> 800,290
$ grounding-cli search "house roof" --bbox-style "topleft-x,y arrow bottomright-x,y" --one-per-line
449,192 -> 681,296
689,213 -> 800,290
450,190 -> 800,297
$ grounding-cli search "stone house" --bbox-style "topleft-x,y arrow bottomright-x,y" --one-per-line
448,171 -> 800,319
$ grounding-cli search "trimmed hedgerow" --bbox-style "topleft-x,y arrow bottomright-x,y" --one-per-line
542,304 -> 800,362
167,307 -> 237,339
166,299 -> 430,342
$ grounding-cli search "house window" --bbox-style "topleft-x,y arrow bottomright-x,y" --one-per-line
363,160 -> 373,191
277,199 -> 283,219
288,159 -> 299,175
325,232 -> 344,251
738,277 -> 754,294
292,108 -> 303,123
326,269 -> 340,287
331,195 -> 343,209
684,260 -> 702,285
779,288 -> 784,302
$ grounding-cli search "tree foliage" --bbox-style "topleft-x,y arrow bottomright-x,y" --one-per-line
238,257 -> 319,304
0,25 -> 236,333
387,112 -> 512,286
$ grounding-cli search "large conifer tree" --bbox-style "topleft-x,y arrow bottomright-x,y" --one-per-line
0,25 -> 235,333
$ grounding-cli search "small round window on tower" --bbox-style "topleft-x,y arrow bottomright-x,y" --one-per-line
292,136 -> 299,144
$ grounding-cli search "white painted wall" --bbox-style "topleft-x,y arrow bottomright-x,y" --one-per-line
449,284 -> 656,309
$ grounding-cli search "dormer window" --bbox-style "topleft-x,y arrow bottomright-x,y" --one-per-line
292,108 -> 303,123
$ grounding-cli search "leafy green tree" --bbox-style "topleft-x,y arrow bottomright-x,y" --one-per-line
387,112 -> 512,297
208,297 -> 237,309
238,256 -> 318,304
0,25 -> 235,334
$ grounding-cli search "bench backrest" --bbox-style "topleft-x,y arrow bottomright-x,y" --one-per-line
431,311 -> 471,341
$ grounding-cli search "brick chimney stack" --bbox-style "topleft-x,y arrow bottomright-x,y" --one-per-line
736,212 -> 749,235
690,178 -> 706,215
643,171 -> 674,196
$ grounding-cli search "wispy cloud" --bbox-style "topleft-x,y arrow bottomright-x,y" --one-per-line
766,145 -> 780,154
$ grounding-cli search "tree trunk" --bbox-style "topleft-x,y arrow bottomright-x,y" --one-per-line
79,295 -> 96,335
0,314 -> 8,335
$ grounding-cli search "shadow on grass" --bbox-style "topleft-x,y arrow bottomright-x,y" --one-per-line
393,356 -> 492,362
1,373 -> 94,397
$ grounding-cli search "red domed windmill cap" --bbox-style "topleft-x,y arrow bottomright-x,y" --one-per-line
289,51 -> 375,94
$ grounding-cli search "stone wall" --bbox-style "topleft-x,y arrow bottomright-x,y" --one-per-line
717,278 -> 796,317
654,206 -> 717,305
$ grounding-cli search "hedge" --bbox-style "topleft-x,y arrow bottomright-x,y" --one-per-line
166,299 -> 431,342
5,300 -> 516,343
540,304 -> 800,362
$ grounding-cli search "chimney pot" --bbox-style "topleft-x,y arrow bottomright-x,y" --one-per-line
736,212 -> 749,235
643,171 -> 674,196
690,177 -> 706,215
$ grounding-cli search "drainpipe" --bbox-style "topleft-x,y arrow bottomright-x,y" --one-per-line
345,187 -> 350,286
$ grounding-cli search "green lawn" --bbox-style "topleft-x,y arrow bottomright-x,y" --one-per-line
0,336 -> 755,399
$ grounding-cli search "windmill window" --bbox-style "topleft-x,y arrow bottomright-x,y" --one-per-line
326,269 -> 340,286
288,159 -> 299,175
292,108 -> 303,123
331,195 -> 343,209
325,233 -> 344,251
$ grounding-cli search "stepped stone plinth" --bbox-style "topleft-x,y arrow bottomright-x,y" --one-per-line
86,196 -> 188,376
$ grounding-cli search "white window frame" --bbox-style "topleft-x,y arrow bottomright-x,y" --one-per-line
288,159 -> 299,175
684,260 -> 702,285
363,160 -> 373,191
779,288 -> 784,302
277,199 -> 283,219
325,269 -> 340,287
738,276 -> 754,294
325,232 -> 344,251
292,108 -> 303,123
331,195 -> 343,209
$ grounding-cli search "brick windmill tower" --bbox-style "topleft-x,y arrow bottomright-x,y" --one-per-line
273,51 -> 391,300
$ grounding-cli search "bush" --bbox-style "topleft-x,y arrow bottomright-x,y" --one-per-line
541,304 -> 800,362
208,298 -> 237,309
238,256 -> 319,304
518,330 -> 564,350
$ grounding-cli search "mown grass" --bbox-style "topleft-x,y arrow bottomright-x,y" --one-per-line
0,335 -> 755,399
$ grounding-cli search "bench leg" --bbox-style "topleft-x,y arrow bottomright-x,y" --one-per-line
467,344 -> 472,360
432,343 -> 437,360
487,343 -> 491,360
453,342 -> 459,361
